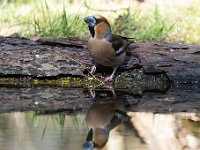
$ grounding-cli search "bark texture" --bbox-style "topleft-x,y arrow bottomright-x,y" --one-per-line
0,36 -> 199,83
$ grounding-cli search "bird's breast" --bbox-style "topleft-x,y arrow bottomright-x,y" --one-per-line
87,38 -> 126,67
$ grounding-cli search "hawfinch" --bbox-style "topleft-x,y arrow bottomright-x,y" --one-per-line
84,14 -> 131,81
82,97 -> 128,149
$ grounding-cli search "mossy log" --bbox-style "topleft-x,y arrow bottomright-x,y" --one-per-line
0,36 -> 199,87
0,36 -> 200,113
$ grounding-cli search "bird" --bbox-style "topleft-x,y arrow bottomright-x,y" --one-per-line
84,14 -> 132,81
82,96 -> 129,150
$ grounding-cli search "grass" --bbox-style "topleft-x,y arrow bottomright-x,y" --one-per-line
112,5 -> 174,42
0,0 -> 88,38
29,0 -> 87,38
0,0 -> 200,44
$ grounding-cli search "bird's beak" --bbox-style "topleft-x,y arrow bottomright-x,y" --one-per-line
82,141 -> 94,150
84,16 -> 96,27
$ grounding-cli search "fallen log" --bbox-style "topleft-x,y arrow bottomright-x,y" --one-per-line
0,36 -> 200,88
0,36 -> 200,113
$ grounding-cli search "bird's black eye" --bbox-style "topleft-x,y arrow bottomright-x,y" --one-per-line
94,18 -> 102,24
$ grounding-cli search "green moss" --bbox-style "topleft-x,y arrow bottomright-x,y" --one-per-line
0,78 -> 18,86
0,69 -> 170,94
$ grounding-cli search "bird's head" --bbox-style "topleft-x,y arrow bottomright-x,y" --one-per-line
82,128 -> 109,150
84,14 -> 112,40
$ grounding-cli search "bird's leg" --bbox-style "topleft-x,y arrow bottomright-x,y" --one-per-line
105,85 -> 117,97
89,89 -> 96,98
90,63 -> 96,74
104,67 -> 118,81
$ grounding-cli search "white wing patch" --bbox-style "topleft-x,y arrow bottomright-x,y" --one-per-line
115,47 -> 125,56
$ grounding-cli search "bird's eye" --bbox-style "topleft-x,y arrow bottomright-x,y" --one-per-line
95,18 -> 102,24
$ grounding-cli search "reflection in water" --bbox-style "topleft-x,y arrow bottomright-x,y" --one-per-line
129,112 -> 200,150
82,89 -> 200,150
0,112 -> 87,150
0,112 -> 200,149
82,96 -> 129,150
0,91 -> 200,150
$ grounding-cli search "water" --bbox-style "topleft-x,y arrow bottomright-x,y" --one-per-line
0,85 -> 200,150
1,111 -> 200,150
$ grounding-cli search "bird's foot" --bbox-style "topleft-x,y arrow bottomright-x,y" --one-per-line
104,67 -> 117,82
105,85 -> 116,96
104,74 -> 114,82
90,65 -> 96,74
89,89 -> 96,98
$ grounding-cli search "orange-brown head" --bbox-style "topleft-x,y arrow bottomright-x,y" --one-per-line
84,14 -> 112,40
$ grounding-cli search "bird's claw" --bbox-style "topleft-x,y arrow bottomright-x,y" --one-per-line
104,75 -> 114,82
90,65 -> 96,74
89,89 -> 96,98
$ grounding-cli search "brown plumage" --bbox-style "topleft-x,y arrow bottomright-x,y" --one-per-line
82,97 -> 128,150
84,14 -> 131,81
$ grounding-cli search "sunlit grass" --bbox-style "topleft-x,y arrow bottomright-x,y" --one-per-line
112,5 -> 174,42
0,0 -> 200,44
0,0 -> 88,38
27,0 -> 87,38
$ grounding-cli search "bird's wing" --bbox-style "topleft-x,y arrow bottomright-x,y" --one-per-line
105,109 -> 129,130
110,35 -> 130,56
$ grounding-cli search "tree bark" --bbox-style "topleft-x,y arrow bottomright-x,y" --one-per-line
0,36 -> 199,85
0,36 -> 200,113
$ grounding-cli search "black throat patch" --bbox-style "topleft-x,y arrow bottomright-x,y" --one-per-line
89,26 -> 95,37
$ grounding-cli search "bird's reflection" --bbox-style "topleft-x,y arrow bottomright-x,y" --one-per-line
82,90 -> 129,150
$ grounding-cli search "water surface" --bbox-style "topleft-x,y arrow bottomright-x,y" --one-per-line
1,111 -> 200,150
0,85 -> 200,150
